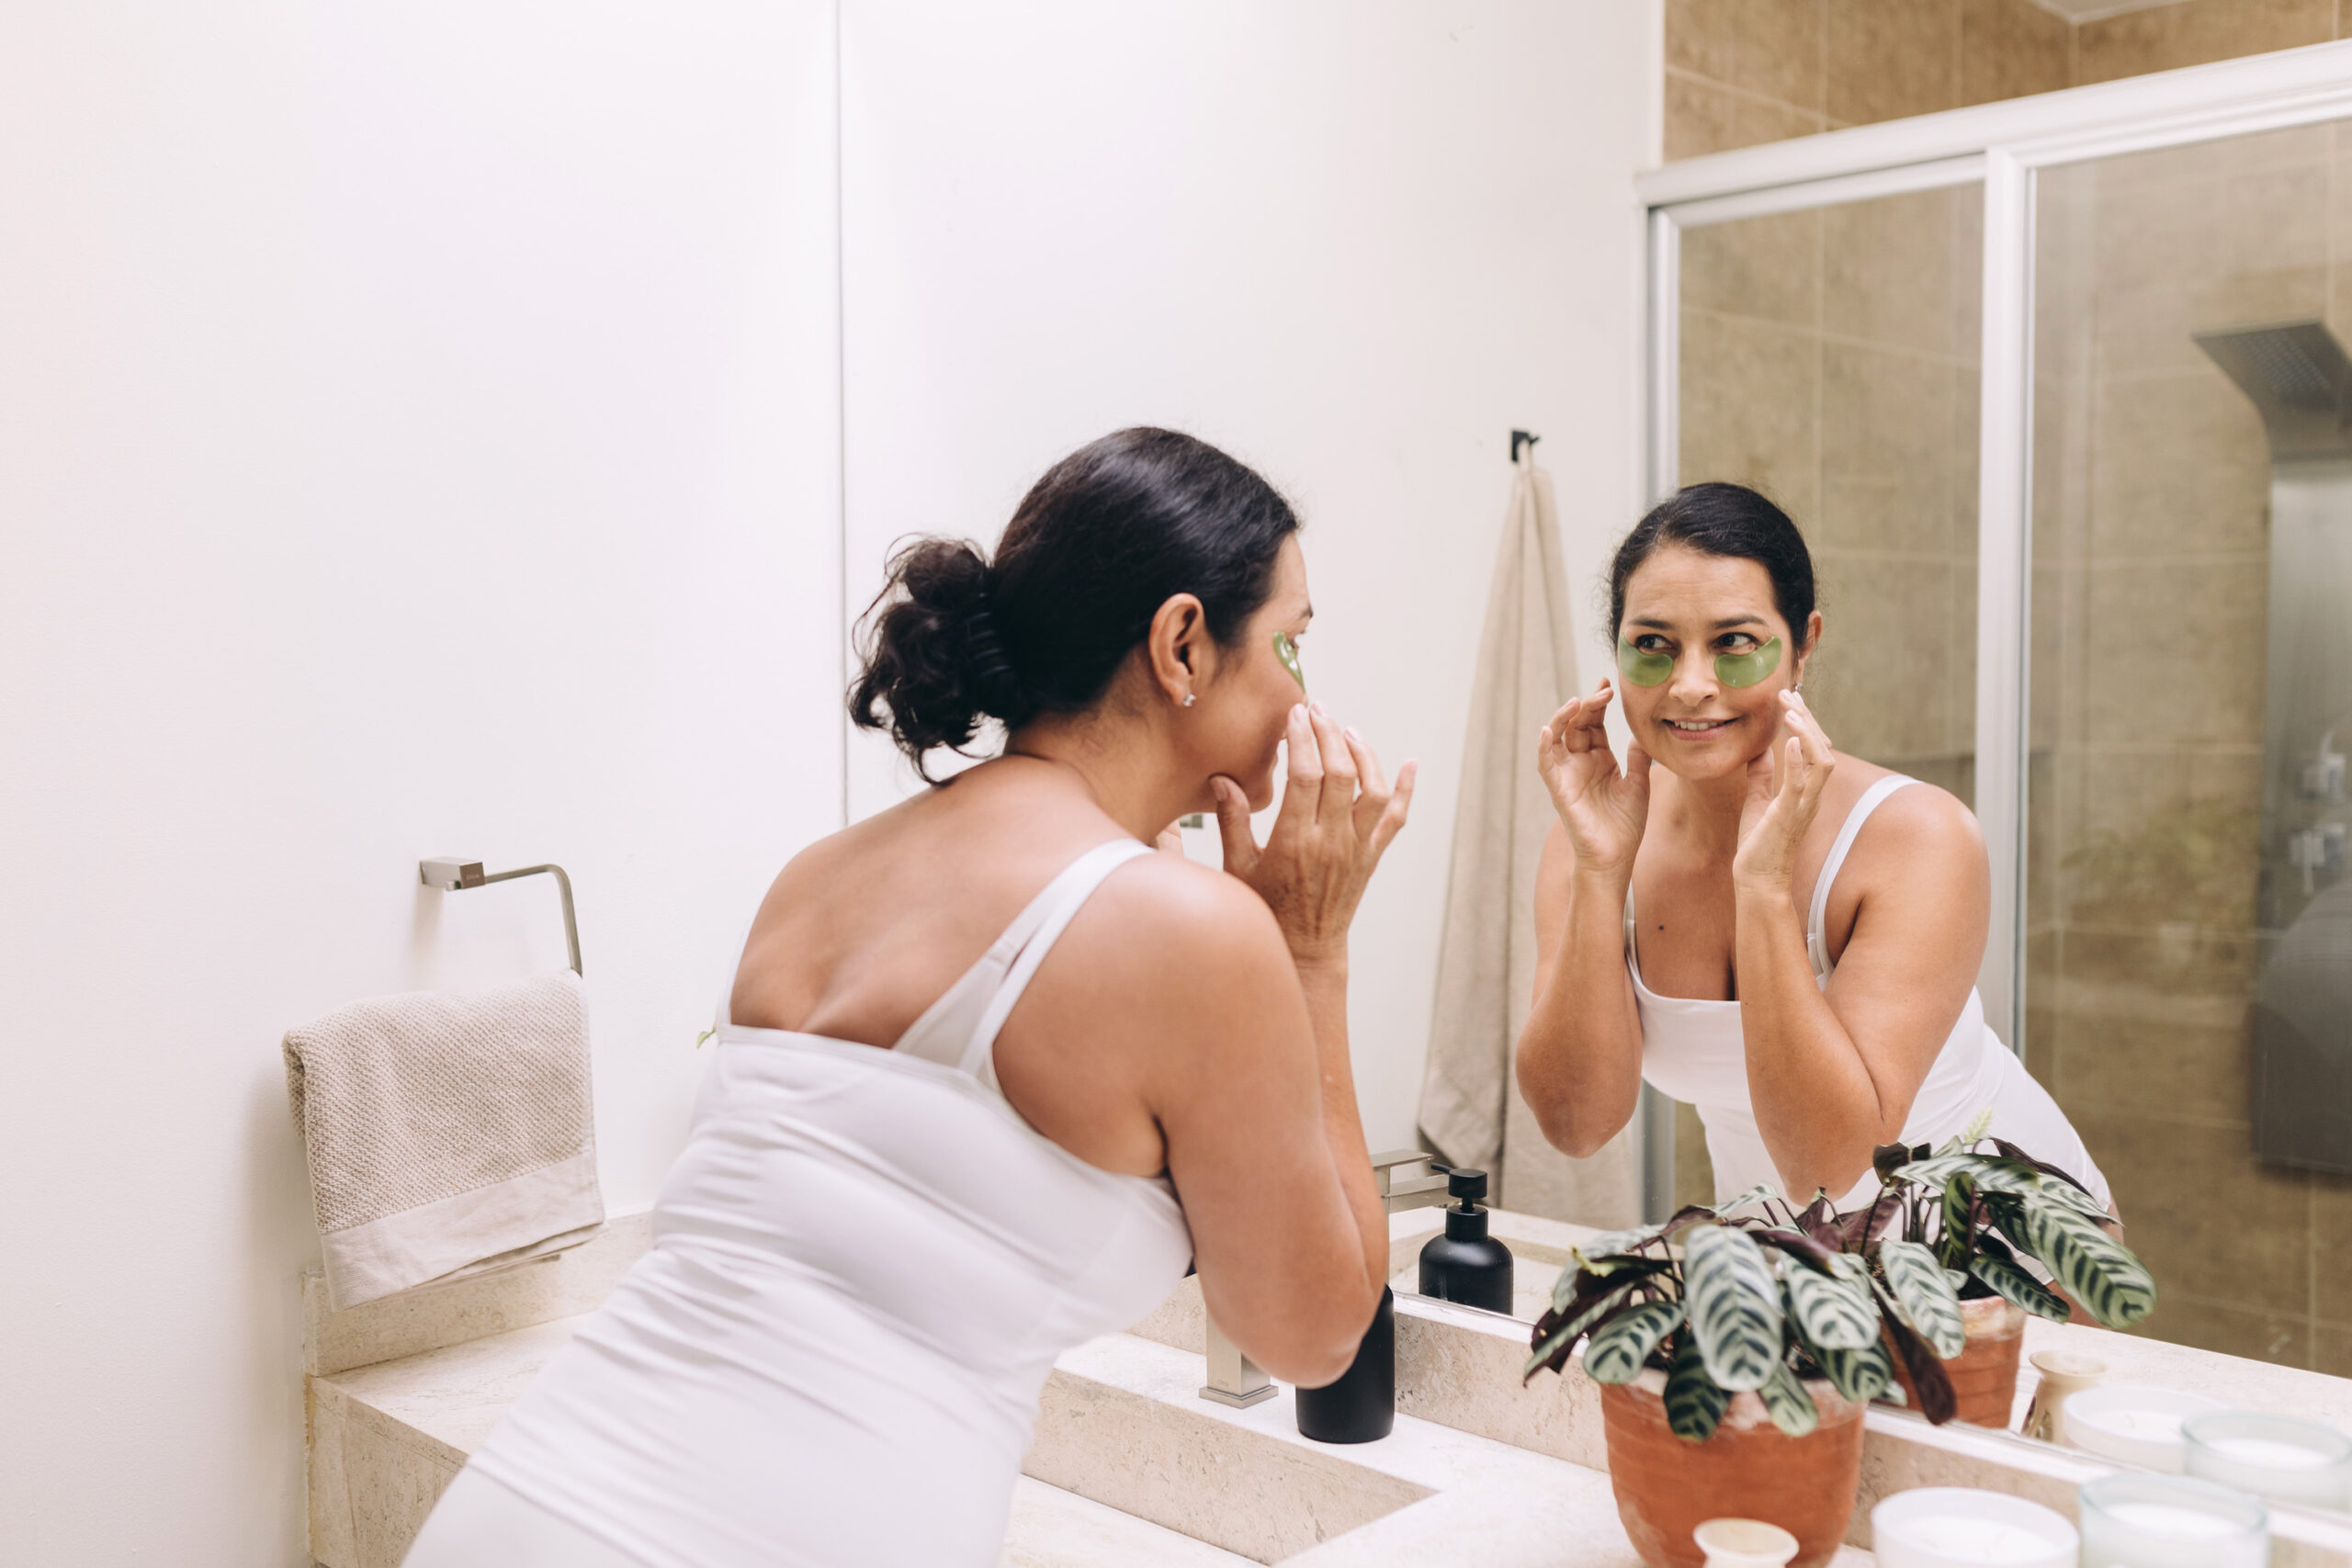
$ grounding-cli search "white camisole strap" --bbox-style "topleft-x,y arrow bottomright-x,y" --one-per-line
892,837 -> 1155,1082
1803,774 -> 1916,978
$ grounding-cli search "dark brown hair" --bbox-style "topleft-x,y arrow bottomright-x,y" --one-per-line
849,427 -> 1299,778
1609,482 -> 1816,643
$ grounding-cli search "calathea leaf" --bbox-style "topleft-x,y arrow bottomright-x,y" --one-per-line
1939,1172 -> 1978,1269
1711,1183 -> 1781,1217
1758,1360 -> 1820,1437
1683,1223 -> 1784,1392
1524,1279 -> 1641,1381
1574,1224 -> 1666,1264
1811,1339 -> 1894,1404
1664,1331 -> 1730,1442
2012,1191 -> 2155,1330
1878,1238 -> 1966,1358
1968,1254 -> 2070,1323
1553,1256 -> 1669,1314
1872,1143 -> 1916,1181
1751,1227 -> 1838,1269
1880,1309 -> 1957,1424
1991,1139 -> 2100,1199
1838,1188 -> 1903,1251
1795,1190 -> 1841,1249
1782,1259 -> 1880,1351
1582,1300 -> 1685,1384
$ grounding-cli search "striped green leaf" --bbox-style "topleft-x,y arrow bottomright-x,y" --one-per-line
1811,1339 -> 1894,1404
1969,1253 -> 2070,1323
1939,1172 -> 1977,1268
1574,1224 -> 1667,1264
1781,1259 -> 1880,1352
1664,1332 -> 1729,1442
2011,1191 -> 2155,1329
1524,1278 -> 1644,1381
1879,1238 -> 1966,1358
1683,1223 -> 1784,1392
1711,1182 -> 1781,1216
1582,1301 -> 1685,1384
1758,1360 -> 1820,1438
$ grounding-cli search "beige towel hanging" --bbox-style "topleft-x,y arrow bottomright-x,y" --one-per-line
284,969 -> 604,1309
1416,450 -> 1640,1226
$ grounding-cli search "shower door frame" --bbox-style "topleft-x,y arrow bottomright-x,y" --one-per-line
1635,40 -> 2352,1219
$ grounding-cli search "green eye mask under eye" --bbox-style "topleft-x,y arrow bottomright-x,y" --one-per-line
1615,636 -> 1784,689
1273,632 -> 1306,692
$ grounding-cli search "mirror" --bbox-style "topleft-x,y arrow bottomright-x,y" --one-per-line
1396,117 -> 2352,1499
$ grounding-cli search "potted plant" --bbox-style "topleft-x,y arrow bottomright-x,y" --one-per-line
1823,1119 -> 2157,1427
1525,1188 -> 1895,1568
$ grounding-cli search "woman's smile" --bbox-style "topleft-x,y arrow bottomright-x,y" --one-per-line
1662,716 -> 1738,735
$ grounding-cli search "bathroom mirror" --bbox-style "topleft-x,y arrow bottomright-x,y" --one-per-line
1404,109 -> 2352,1491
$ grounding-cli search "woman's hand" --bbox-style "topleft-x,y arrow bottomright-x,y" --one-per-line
1214,702 -> 1416,967
1733,691 -> 1837,893
1536,680 -> 1651,881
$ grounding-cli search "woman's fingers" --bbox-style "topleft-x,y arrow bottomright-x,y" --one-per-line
1343,727 -> 1394,842
1369,758 -> 1419,856
1270,704 -> 1321,842
1306,703 -> 1357,823
1210,775 -> 1258,874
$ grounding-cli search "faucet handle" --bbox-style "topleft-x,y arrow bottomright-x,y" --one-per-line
1371,1149 -> 1453,1213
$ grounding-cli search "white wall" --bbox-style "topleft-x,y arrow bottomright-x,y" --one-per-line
839,0 -> 1657,1148
0,5 -> 843,1563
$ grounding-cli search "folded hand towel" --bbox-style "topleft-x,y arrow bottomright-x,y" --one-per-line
284,969 -> 604,1310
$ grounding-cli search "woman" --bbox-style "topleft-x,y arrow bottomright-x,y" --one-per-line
1515,482 -> 2107,1214
404,428 -> 1415,1567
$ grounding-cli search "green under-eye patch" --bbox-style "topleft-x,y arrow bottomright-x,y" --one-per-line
1713,637 -> 1783,688
1616,639 -> 1674,687
1273,632 -> 1306,692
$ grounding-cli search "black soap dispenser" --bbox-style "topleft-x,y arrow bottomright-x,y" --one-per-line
1294,1285 -> 1394,1444
1418,1166 -> 1514,1314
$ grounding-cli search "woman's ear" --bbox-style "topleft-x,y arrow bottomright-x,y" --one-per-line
1146,592 -> 1210,707
1794,609 -> 1824,684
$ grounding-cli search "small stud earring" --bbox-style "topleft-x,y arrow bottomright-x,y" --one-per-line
1182,694 -> 1196,707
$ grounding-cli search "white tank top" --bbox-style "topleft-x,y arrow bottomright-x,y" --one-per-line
1631,776 -> 2110,1213
465,838 -> 1195,1568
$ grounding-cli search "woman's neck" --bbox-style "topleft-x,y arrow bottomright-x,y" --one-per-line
1657,763 -> 1749,861
998,710 -> 1192,843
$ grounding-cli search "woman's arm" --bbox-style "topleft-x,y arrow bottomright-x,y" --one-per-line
1514,681 -> 1652,1157
1733,699 -> 1988,1198
1517,823 -> 1645,1156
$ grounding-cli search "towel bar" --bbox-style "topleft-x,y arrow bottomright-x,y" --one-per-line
419,858 -> 582,976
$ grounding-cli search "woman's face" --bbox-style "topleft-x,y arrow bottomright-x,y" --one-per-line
1614,547 -> 1812,783
1195,536 -> 1313,811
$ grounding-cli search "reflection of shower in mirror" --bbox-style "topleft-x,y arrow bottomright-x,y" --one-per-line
2196,321 -> 2352,1175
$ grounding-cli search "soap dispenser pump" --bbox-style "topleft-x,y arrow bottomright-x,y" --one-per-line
1417,1166 -> 1513,1314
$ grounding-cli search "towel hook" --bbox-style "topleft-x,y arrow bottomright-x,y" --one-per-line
1510,428 -> 1541,463
419,858 -> 582,976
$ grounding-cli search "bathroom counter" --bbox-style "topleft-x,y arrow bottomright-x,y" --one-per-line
306,1301 -> 1874,1567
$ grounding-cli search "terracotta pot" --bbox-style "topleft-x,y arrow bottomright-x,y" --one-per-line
1887,1295 -> 2027,1428
1597,1373 -> 1865,1568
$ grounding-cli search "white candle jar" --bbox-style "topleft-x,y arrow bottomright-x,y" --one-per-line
2063,1384 -> 2229,1473
2078,1472 -> 2268,1568
2182,1411 -> 2352,1510
1871,1486 -> 2078,1568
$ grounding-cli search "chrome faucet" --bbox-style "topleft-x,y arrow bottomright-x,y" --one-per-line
1373,1148 -> 1452,1214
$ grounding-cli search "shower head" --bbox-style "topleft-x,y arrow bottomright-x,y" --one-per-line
2194,320 -> 2352,459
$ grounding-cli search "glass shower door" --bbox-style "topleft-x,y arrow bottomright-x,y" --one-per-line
2028,124 -> 2352,1370
1671,182 -> 1984,1206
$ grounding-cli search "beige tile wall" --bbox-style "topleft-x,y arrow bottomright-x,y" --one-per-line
1668,0 -> 2352,163
2024,126 -> 2352,1371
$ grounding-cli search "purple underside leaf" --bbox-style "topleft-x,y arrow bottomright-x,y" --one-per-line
1750,1227 -> 1839,1269
1880,1314 -> 1957,1425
